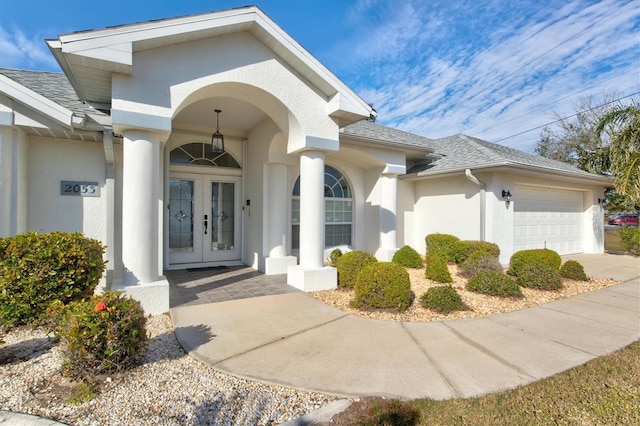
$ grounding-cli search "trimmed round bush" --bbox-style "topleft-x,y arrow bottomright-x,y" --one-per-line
58,291 -> 148,377
560,260 -> 588,281
453,240 -> 500,264
392,245 -> 423,268
466,271 -> 523,298
420,285 -> 468,314
335,250 -> 377,288
352,262 -> 412,311
0,231 -> 106,327
329,248 -> 343,266
425,253 -> 452,283
459,253 -> 504,278
516,265 -> 563,290
508,249 -> 561,277
425,233 -> 459,262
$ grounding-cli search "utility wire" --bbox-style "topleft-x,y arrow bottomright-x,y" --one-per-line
465,0 -> 634,106
477,65 -> 640,134
494,90 -> 640,142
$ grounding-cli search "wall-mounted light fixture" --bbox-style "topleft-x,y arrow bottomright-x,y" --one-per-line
597,198 -> 603,205
502,190 -> 512,207
211,109 -> 225,153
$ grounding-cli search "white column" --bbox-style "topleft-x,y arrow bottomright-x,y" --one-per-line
287,150 -> 336,291
299,151 -> 325,268
264,163 -> 296,274
376,173 -> 399,261
121,129 -> 160,284
0,126 -> 13,237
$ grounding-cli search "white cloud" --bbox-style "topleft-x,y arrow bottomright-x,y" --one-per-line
0,25 -> 59,70
337,0 -> 640,152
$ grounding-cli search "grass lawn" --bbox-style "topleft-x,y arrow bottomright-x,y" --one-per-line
605,227 -> 625,253
329,341 -> 640,425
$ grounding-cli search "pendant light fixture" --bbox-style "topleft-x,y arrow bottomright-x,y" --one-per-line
211,109 -> 224,153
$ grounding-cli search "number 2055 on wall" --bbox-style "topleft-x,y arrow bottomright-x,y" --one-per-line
60,181 -> 100,197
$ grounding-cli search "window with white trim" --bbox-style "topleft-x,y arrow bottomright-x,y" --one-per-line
170,142 -> 240,168
292,166 -> 352,249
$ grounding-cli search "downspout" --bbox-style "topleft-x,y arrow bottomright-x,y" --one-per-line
465,169 -> 486,242
103,131 -> 116,290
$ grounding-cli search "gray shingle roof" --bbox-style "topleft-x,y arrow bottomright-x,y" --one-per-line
342,119 -> 435,151
0,68 -> 107,120
343,120 -> 605,180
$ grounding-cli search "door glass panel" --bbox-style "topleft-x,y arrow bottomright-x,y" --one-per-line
211,182 -> 235,251
169,179 -> 194,252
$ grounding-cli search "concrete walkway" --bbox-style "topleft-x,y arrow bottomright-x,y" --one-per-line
171,254 -> 639,400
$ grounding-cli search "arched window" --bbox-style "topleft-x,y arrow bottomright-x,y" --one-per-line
170,142 -> 240,168
292,166 -> 353,249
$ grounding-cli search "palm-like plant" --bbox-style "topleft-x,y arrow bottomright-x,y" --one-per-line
596,104 -> 640,212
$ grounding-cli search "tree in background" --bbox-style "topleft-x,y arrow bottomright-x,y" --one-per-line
535,94 -> 638,212
596,103 -> 640,214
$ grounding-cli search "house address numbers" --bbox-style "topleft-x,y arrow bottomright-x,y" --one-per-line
60,181 -> 100,197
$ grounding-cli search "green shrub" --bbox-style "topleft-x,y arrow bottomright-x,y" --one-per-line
466,271 -> 523,298
392,245 -> 423,268
508,249 -> 561,277
58,291 -> 147,377
425,233 -> 460,262
516,265 -> 563,290
329,248 -> 343,266
0,231 -> 106,327
560,260 -> 588,281
459,253 -> 504,278
425,253 -> 452,283
420,285 -> 468,314
453,240 -> 500,264
352,262 -> 412,311
335,250 -> 377,288
620,227 -> 640,256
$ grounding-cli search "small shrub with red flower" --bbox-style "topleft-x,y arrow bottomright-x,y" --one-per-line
58,291 -> 148,377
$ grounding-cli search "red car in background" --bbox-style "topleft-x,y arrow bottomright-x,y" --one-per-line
608,214 -> 638,226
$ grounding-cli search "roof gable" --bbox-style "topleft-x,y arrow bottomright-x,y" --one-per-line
46,6 -> 373,123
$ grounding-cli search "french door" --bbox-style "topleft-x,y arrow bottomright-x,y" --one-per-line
168,173 -> 241,265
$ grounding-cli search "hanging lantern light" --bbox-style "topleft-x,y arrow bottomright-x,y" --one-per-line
211,109 -> 224,153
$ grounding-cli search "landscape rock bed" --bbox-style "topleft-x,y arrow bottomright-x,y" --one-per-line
311,265 -> 620,322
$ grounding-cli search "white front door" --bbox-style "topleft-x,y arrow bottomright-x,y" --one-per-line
168,173 -> 241,266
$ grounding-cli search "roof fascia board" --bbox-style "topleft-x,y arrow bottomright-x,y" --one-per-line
403,162 -> 613,185
0,74 -> 74,128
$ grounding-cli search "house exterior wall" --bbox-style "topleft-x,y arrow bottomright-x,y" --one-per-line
410,171 -> 606,265
27,136 -> 107,243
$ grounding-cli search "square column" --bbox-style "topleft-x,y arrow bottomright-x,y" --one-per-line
264,163 -> 296,274
288,150 -> 336,291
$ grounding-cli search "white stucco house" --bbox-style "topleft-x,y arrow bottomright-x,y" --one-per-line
0,7 -> 611,314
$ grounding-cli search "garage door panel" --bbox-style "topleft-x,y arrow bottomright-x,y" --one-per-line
514,188 -> 583,255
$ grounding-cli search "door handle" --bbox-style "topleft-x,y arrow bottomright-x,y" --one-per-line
203,214 -> 208,235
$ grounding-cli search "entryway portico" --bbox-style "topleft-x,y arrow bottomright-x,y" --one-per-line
45,7 -> 379,313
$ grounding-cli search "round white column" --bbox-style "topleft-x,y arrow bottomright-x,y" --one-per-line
377,173 -> 398,261
299,150 -> 325,269
267,163 -> 288,258
122,129 -> 160,285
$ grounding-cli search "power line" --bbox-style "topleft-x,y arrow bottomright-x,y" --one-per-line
493,91 -> 640,143
465,0 -> 634,107
476,65 -> 640,134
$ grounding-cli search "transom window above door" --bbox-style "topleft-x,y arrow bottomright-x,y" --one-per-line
170,142 -> 240,168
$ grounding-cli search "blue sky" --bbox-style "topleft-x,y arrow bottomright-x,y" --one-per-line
1,0 -> 638,152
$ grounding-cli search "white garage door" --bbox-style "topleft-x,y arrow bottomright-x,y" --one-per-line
514,187 -> 583,255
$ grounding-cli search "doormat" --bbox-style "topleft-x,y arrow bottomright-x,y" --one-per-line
186,266 -> 229,272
